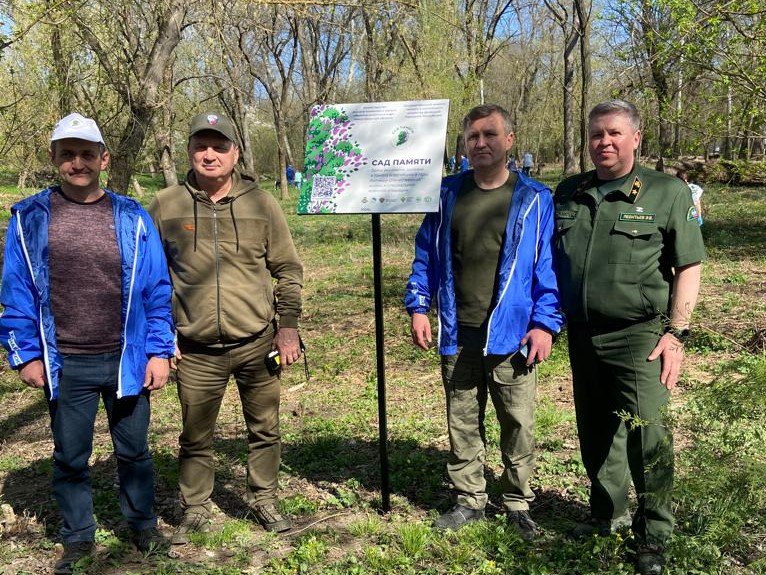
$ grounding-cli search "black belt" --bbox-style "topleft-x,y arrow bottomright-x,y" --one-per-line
568,315 -> 661,335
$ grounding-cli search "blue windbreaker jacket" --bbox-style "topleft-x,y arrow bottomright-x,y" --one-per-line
0,187 -> 175,399
404,170 -> 564,356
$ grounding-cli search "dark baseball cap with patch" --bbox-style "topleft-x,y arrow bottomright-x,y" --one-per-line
188,112 -> 238,144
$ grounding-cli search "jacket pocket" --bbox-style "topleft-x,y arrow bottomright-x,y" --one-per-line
609,221 -> 657,264
554,217 -> 577,250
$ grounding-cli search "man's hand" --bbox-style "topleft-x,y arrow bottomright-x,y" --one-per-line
144,356 -> 170,391
19,359 -> 46,389
647,332 -> 684,390
410,313 -> 432,350
647,333 -> 684,389
170,342 -> 182,369
274,327 -> 301,366
520,327 -> 553,366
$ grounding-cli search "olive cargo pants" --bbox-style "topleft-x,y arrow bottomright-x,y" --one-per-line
568,319 -> 674,546
176,326 -> 281,514
441,328 -> 537,512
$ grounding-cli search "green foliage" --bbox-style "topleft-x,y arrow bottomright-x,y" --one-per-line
676,355 -> 766,558
262,534 -> 329,574
702,161 -> 766,186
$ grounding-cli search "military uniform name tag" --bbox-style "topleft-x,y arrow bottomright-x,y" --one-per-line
618,212 -> 655,222
556,210 -> 578,219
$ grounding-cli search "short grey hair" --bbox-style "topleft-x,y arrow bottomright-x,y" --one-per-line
462,104 -> 514,135
588,100 -> 641,132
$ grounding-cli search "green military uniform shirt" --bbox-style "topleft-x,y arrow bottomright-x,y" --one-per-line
554,164 -> 706,326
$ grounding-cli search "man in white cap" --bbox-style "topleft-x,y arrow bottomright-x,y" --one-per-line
0,113 -> 175,574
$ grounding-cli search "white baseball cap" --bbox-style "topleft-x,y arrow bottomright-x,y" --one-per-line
51,113 -> 105,145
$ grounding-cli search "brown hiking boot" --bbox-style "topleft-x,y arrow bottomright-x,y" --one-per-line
171,511 -> 211,545
250,502 -> 292,533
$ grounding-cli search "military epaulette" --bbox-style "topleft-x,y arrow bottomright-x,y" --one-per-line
627,176 -> 642,203
573,173 -> 596,196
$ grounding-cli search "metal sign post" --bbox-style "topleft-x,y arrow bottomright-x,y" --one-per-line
371,213 -> 390,512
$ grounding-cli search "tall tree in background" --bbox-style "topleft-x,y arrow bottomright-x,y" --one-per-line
453,0 -> 514,107
224,3 -> 298,200
574,0 -> 592,172
544,0 -> 579,174
73,0 -> 189,192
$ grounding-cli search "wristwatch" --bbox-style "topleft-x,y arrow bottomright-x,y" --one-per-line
664,326 -> 691,343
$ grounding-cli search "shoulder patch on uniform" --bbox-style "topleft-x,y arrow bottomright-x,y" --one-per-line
619,212 -> 656,222
556,209 -> 577,219
627,177 -> 642,203
687,206 -> 699,221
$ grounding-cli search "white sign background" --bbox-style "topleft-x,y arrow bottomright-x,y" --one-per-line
297,99 -> 450,214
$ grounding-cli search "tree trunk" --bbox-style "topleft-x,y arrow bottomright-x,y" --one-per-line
275,111 -> 290,200
154,64 -> 177,188
50,20 -> 72,116
575,0 -> 591,172
86,1 -> 186,193
562,28 -> 578,175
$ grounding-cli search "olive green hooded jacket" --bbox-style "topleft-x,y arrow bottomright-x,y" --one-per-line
149,170 -> 303,345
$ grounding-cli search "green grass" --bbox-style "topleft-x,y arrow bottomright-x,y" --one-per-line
0,174 -> 764,573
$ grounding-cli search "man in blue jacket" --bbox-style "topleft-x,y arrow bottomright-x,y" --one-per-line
0,113 -> 175,574
405,104 -> 563,539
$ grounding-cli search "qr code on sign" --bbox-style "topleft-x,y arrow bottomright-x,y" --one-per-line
311,175 -> 336,198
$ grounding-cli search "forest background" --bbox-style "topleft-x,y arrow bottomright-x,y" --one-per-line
0,0 -> 765,195
0,1 -> 764,574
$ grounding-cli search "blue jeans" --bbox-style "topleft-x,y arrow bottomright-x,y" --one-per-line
47,352 -> 156,543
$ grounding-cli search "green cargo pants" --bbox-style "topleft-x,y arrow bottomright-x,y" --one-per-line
176,325 -> 281,514
568,319 -> 674,546
441,327 -> 537,512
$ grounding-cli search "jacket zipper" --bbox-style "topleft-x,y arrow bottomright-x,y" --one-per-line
118,215 -> 144,398
581,196 -> 603,323
213,206 -> 223,340
483,194 -> 536,355
435,195 -> 444,348
15,214 -> 54,398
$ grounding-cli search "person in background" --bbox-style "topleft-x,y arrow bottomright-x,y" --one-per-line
286,164 -> 296,186
0,112 -> 174,574
522,151 -> 534,175
676,169 -> 704,226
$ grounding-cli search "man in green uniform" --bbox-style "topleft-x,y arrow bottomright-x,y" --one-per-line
554,100 -> 704,575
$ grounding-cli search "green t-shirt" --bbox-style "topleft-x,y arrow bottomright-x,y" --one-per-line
451,172 -> 517,327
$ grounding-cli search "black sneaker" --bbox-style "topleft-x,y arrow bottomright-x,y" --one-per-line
171,511 -> 211,545
570,511 -> 632,540
250,502 -> 292,533
506,509 -> 538,541
433,504 -> 485,530
636,544 -> 665,575
131,527 -> 167,553
54,541 -> 94,575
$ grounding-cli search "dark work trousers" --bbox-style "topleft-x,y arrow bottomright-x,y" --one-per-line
568,319 -> 674,546
176,325 -> 280,514
440,326 -> 537,512
48,351 -> 156,543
